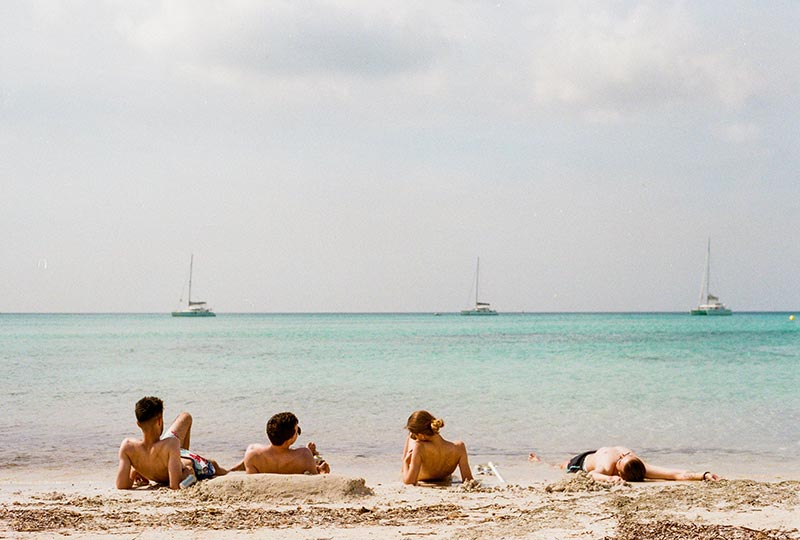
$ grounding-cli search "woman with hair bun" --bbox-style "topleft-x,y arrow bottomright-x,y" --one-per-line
402,410 -> 473,485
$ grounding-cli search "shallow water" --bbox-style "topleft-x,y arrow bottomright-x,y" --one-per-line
1,313 -> 798,478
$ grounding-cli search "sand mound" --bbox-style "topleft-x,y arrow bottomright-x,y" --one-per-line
185,473 -> 374,504
459,479 -> 503,493
545,472 -> 620,493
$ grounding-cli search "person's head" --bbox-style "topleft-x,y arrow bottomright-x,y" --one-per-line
617,454 -> 646,482
266,412 -> 300,446
135,396 -> 164,427
405,410 -> 444,440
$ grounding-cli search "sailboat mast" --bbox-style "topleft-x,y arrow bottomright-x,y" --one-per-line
698,239 -> 710,305
476,257 -> 480,305
705,239 -> 711,303
188,254 -> 194,305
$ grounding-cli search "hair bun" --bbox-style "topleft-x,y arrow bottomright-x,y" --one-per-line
430,418 -> 444,432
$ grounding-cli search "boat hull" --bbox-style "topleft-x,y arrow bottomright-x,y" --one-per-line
460,309 -> 498,316
690,309 -> 732,316
171,311 -> 216,317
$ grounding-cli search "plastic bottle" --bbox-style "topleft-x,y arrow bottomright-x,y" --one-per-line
179,474 -> 197,489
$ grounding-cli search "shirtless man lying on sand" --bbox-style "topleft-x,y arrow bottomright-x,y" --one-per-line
402,410 -> 473,485
242,412 -> 330,475
116,396 -> 230,489
529,446 -> 720,483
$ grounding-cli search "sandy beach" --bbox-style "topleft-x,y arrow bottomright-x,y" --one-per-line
2,459 -> 798,540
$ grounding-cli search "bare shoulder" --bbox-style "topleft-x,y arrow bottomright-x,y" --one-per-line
292,446 -> 315,460
244,444 -> 270,471
446,439 -> 467,452
290,446 -> 318,473
157,436 -> 180,452
119,437 -> 140,454
244,444 -> 268,463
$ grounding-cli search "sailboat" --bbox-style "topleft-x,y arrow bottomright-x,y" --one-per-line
690,239 -> 731,316
461,257 -> 498,316
171,254 -> 216,317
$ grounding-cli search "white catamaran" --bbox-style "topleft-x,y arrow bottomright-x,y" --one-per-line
172,254 -> 216,317
690,239 -> 731,316
461,257 -> 498,316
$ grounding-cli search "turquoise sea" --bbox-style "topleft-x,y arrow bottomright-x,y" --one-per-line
1,313 -> 798,479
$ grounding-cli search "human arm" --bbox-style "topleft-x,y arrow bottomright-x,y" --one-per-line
455,441 -> 473,481
644,464 -> 720,481
130,468 -> 149,487
296,447 -> 322,474
243,445 -> 261,474
588,470 -> 625,484
307,442 -> 330,474
402,436 -> 422,485
401,436 -> 410,473
115,441 -> 134,489
165,439 -> 183,490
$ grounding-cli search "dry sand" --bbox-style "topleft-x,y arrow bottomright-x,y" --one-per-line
1,466 -> 798,539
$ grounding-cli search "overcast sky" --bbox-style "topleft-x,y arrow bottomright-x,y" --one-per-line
2,1 -> 798,313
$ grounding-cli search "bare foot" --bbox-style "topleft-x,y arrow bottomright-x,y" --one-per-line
528,452 -> 541,462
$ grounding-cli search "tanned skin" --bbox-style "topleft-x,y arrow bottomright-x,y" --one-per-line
402,432 -> 473,485
116,412 -> 229,490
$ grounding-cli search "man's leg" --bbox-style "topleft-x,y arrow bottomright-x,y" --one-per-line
210,459 -> 229,476
166,412 -> 192,449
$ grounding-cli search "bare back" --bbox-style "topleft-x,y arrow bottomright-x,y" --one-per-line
244,444 -> 318,475
418,439 -> 462,480
402,435 -> 472,484
119,436 -> 189,486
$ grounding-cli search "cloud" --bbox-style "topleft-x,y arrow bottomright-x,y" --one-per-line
121,0 -> 446,81
526,2 -> 758,119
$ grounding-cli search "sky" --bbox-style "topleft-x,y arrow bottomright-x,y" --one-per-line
2,0 -> 799,313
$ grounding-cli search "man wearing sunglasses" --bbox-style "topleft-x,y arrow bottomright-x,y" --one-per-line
242,411 -> 330,475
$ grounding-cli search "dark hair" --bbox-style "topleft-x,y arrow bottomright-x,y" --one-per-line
405,410 -> 444,436
266,412 -> 299,445
135,396 -> 163,424
619,456 -> 646,482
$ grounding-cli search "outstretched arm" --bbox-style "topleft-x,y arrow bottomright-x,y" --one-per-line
645,464 -> 720,481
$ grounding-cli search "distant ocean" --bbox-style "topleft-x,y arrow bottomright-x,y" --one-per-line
1,313 -> 798,479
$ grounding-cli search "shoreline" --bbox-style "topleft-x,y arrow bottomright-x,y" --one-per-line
2,461 -> 799,539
